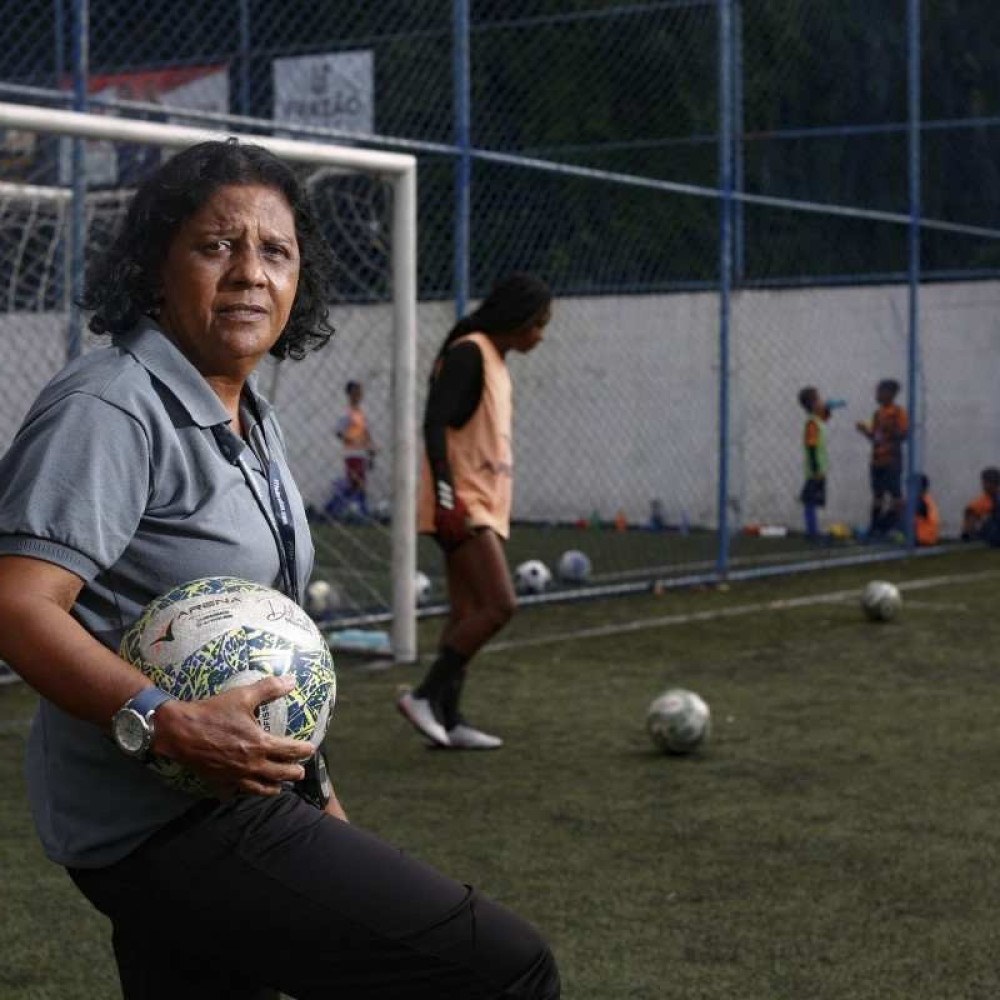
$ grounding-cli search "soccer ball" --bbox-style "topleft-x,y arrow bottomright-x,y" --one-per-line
514,559 -> 552,594
646,688 -> 711,755
557,549 -> 592,584
861,580 -> 902,621
304,578 -> 342,620
415,570 -> 433,606
120,577 -> 337,796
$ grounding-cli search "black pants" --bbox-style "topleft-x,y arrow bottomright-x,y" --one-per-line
68,793 -> 560,1000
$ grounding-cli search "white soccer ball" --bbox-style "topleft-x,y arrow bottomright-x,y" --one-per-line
557,549 -> 592,584
415,570 -> 433,606
120,577 -> 336,796
861,580 -> 903,622
304,578 -> 342,620
646,688 -> 711,755
514,559 -> 552,594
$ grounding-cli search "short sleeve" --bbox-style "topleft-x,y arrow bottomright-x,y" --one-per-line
0,392 -> 151,581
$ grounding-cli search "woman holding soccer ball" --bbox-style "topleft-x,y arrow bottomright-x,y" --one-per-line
0,142 -> 558,999
398,273 -> 552,750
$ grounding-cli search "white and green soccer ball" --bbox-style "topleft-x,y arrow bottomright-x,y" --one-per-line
646,688 -> 711,755
861,580 -> 903,622
120,577 -> 336,796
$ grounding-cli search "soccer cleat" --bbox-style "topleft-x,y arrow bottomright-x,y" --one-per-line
397,690 -> 451,747
446,723 -> 504,750
0,661 -> 22,687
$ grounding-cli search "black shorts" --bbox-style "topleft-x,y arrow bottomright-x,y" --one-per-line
799,478 -> 826,507
69,793 -> 559,1000
870,466 -> 902,499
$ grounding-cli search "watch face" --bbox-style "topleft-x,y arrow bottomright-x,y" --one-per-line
113,709 -> 149,756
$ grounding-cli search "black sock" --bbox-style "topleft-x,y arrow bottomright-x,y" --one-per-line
414,646 -> 469,724
440,666 -> 468,730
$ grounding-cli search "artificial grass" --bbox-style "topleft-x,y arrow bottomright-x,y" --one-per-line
2,547 -> 998,998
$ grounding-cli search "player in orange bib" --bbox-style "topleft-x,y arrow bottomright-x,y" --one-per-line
335,380 -> 377,516
398,273 -> 552,750
914,473 -> 940,546
856,378 -> 909,537
961,466 -> 999,541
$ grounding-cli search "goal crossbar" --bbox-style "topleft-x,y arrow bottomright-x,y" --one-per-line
0,102 -> 414,178
0,101 -> 419,663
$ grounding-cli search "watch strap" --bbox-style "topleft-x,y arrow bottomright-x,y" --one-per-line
296,749 -> 332,809
127,686 -> 175,718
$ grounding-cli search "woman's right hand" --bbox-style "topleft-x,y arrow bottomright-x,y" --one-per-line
151,674 -> 313,797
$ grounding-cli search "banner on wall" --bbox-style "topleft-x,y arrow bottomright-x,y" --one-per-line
272,50 -> 374,135
59,63 -> 230,187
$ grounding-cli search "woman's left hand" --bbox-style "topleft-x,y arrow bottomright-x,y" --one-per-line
152,675 -> 313,797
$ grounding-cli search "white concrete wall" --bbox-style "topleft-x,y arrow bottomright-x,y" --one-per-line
513,281 -> 1000,537
730,281 -> 1000,537
3,280 -> 998,537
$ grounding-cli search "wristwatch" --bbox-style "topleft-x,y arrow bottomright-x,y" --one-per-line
111,687 -> 175,759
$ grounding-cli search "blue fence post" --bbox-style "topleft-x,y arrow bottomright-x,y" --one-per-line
53,0 -> 67,313
54,0 -> 66,85
732,0 -> 744,284
904,0 -> 921,547
238,0 -> 251,118
452,0 -> 471,319
67,0 -> 88,361
716,0 -> 734,576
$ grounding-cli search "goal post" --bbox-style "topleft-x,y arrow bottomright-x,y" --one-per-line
0,101 -> 419,663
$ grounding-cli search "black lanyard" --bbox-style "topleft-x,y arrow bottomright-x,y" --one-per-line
212,411 -> 300,606
263,447 -> 300,606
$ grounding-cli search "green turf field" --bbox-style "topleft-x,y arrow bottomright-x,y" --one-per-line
314,517 -> 899,614
2,547 -> 999,998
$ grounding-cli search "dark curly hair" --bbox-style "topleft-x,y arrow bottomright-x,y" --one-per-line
81,138 -> 336,360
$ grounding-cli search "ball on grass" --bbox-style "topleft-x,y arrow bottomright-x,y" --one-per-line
861,580 -> 902,622
646,688 -> 711,755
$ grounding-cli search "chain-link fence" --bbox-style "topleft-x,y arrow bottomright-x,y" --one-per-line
2,1 -> 999,613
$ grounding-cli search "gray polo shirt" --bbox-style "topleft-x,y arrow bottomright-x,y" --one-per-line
0,321 -> 314,868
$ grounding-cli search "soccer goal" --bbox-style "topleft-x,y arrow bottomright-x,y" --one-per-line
0,101 -> 419,662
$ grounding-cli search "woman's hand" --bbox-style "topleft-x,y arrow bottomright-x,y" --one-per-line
152,674 -> 313,797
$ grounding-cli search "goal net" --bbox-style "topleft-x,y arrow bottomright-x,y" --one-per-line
0,103 -> 418,661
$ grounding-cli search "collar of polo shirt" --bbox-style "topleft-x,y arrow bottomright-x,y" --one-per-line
114,320 -> 274,430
